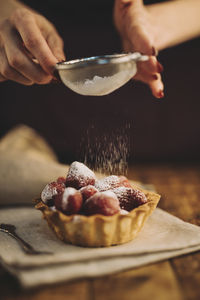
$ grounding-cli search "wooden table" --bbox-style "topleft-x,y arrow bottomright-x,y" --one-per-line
1,163 -> 200,300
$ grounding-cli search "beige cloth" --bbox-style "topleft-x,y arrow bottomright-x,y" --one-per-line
0,125 -> 68,204
1,206 -> 200,289
0,125 -> 200,289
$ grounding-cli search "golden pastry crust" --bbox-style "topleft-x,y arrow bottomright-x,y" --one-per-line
36,185 -> 160,247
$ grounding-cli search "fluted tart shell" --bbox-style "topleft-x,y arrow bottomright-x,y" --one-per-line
35,185 -> 160,247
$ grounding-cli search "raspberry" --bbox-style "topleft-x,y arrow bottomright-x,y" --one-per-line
80,185 -> 98,202
54,187 -> 83,215
41,181 -> 65,206
111,187 -> 147,211
56,177 -> 66,184
83,191 -> 120,216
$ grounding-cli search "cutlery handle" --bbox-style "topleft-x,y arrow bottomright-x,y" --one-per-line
0,223 -> 52,255
7,231 -> 39,254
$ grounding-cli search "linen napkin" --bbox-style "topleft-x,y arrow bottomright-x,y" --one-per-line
0,125 -> 68,205
0,125 -> 200,289
1,206 -> 200,288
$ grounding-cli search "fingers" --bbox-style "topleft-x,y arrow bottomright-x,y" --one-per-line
140,56 -> 158,73
135,58 -> 164,98
135,69 -> 164,97
122,35 -> 164,98
126,38 -> 164,98
11,9 -> 58,74
0,21 -> 53,84
149,75 -> 164,98
46,30 -> 66,62
0,45 -> 33,85
0,8 -> 63,85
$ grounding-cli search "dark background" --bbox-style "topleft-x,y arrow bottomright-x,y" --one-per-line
0,0 -> 200,165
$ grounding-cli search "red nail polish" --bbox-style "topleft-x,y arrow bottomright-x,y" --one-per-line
157,62 -> 164,73
152,46 -> 158,56
153,74 -> 158,80
157,90 -> 164,98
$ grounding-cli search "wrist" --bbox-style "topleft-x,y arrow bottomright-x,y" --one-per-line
146,0 -> 200,50
145,4 -> 165,51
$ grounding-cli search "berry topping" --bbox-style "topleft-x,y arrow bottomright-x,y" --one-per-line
83,191 -> 120,216
66,161 -> 96,189
56,177 -> 66,184
119,176 -> 132,188
111,187 -> 147,211
80,185 -> 98,202
95,175 -> 121,192
54,187 -> 83,215
41,181 -> 65,206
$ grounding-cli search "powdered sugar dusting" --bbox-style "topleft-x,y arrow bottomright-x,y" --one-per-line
111,186 -> 129,198
95,175 -> 120,192
120,209 -> 129,215
69,162 -> 94,178
49,206 -> 57,211
111,187 -> 147,211
62,187 -> 77,210
67,161 -> 96,187
41,183 -> 57,203
72,215 -> 82,223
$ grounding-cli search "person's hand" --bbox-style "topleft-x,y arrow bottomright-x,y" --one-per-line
0,7 -> 65,85
114,0 -> 164,98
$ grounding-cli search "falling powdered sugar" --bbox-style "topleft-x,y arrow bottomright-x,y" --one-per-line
80,122 -> 131,175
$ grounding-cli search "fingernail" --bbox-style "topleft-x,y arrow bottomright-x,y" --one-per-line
152,74 -> 158,80
157,90 -> 164,98
157,62 -> 164,73
152,46 -> 158,56
58,59 -> 66,63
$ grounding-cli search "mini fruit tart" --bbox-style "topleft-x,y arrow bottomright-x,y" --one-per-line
36,161 -> 160,247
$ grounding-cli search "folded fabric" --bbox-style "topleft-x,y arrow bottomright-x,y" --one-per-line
0,206 -> 200,288
1,125 -> 200,289
0,125 -> 68,205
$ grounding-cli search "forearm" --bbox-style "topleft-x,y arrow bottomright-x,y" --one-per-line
146,0 -> 200,50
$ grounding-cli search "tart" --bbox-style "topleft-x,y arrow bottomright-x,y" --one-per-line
36,162 -> 160,247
